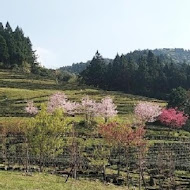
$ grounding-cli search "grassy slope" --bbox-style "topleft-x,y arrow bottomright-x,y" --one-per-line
0,171 -> 127,190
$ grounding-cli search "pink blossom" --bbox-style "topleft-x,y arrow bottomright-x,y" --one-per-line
98,96 -> 118,122
159,108 -> 188,128
25,100 -> 38,115
80,96 -> 97,117
63,101 -> 80,115
47,92 -> 67,113
47,92 -> 79,115
134,101 -> 162,122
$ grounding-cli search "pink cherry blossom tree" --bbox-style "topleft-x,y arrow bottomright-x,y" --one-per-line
63,101 -> 80,116
134,101 -> 162,123
47,92 -> 79,116
159,108 -> 188,129
25,100 -> 38,115
98,96 -> 118,122
80,96 -> 97,124
47,92 -> 67,113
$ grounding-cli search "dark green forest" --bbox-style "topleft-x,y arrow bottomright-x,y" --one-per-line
0,22 -> 63,78
60,61 -> 90,74
0,22 -> 39,72
60,58 -> 112,74
61,48 -> 190,74
81,51 -> 190,99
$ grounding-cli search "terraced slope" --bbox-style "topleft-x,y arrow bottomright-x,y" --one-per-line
0,69 -> 165,119
0,69 -> 190,189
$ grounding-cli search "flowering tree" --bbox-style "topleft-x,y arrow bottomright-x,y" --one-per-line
98,122 -> 127,180
47,92 -> 67,113
80,96 -> 97,124
134,101 -> 162,123
47,92 -> 79,116
98,96 -> 118,122
99,122 -> 146,188
63,101 -> 80,116
159,108 -> 188,129
99,122 -> 146,151
25,100 -> 38,115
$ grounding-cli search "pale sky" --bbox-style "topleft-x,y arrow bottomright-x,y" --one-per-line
0,0 -> 190,68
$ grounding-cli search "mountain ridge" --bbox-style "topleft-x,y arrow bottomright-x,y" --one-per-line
60,48 -> 190,74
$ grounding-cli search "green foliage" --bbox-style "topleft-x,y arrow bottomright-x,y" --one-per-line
57,70 -> 76,83
0,22 -> 37,71
21,61 -> 31,73
81,50 -> 190,99
27,105 -> 69,171
153,48 -> 190,65
168,87 -> 187,109
0,35 -> 9,64
60,48 -> 190,75
81,51 -> 107,88
87,139 -> 109,169
60,61 -> 90,74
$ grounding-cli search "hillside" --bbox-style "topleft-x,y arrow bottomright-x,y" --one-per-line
59,61 -> 91,74
153,48 -> 190,64
60,58 -> 112,74
60,48 -> 190,74
0,69 -> 163,119
0,69 -> 190,189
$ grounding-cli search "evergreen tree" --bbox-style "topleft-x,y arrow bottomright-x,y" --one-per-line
0,35 -> 9,66
111,54 -> 122,89
0,22 -> 4,34
81,49 -> 190,99
5,22 -> 13,34
81,51 -> 107,88
136,56 -> 149,94
168,87 -> 187,109
147,50 -> 158,77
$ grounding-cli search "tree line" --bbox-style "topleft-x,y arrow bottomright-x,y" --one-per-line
0,22 -> 67,79
81,51 -> 190,99
0,22 -> 39,73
